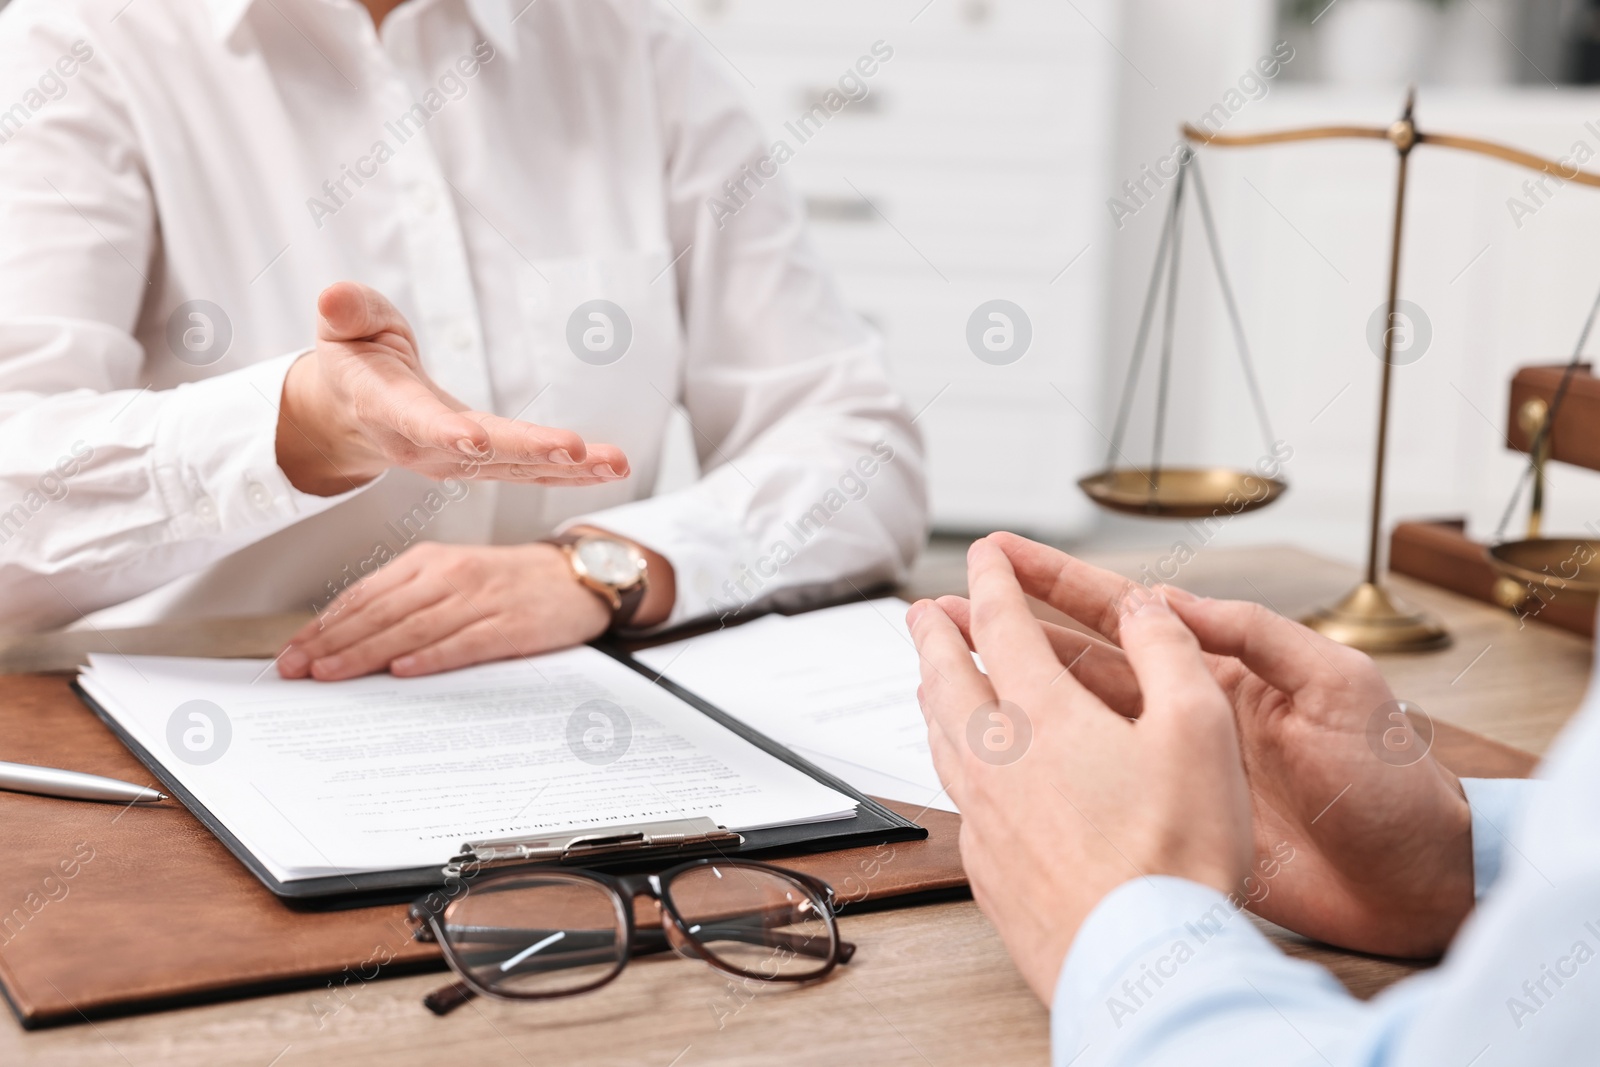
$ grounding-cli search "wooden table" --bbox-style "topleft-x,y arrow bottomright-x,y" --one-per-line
0,544 -> 1589,1067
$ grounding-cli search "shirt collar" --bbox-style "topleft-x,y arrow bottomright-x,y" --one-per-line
204,0 -> 521,60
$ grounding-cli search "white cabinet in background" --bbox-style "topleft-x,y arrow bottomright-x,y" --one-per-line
679,0 -> 1120,535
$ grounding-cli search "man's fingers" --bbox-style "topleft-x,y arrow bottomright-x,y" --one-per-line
1162,589 -> 1343,695
420,463 -> 624,485
1117,594 -> 1254,892
933,595 -> 1143,717
345,358 -> 492,458
966,537 -> 1075,695
385,404 -> 629,478
986,532 -> 1142,643
1117,592 -> 1234,739
418,467 -> 624,487
470,413 -> 598,468
907,600 -> 996,753
920,687 -> 969,809
391,619 -> 517,677
317,281 -> 408,344
578,443 -> 630,476
289,577 -> 451,670
310,597 -> 482,681
280,551 -> 430,667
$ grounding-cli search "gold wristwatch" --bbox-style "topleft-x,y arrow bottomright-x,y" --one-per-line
543,533 -> 649,631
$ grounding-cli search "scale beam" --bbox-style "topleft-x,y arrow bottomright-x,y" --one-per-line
1183,121 -> 1600,188
1182,123 -> 1391,148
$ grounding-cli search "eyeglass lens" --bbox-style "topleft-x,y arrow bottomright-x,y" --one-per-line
440,874 -> 627,997
663,864 -> 836,980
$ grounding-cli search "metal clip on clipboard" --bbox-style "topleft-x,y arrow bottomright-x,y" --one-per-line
442,816 -> 744,877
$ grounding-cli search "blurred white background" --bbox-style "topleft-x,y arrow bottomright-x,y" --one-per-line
676,0 -> 1600,573
11,0 -> 1600,568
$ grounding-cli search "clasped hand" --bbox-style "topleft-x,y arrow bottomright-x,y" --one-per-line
907,534 -> 1474,1003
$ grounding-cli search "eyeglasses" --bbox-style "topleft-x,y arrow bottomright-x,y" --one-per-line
408,858 -> 856,1014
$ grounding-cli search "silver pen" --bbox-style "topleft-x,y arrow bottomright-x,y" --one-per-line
0,760 -> 168,805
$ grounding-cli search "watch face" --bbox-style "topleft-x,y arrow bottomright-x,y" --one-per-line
574,538 -> 642,586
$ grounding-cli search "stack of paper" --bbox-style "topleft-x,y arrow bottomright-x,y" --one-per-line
635,599 -> 958,814
77,648 -> 857,883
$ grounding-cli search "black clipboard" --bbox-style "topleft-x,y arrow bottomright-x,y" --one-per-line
71,645 -> 925,906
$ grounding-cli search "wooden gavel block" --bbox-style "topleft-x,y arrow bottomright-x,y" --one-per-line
1506,363 -> 1599,467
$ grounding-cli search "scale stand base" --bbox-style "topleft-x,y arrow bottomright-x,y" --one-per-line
1300,581 -> 1452,654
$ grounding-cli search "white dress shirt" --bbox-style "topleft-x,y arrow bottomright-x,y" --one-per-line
1052,684 -> 1597,1065
0,0 -> 926,634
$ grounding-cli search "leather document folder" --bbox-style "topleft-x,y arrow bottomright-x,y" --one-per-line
0,670 -> 1534,1028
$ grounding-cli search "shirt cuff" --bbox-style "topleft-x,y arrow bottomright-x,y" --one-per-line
1461,777 -> 1535,901
151,351 -> 371,542
558,479 -> 748,632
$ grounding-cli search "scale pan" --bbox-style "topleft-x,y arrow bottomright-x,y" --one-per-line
1078,467 -> 1287,519
1486,539 -> 1600,598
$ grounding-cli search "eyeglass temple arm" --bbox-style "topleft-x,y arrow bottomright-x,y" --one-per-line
423,980 -> 476,1016
666,923 -> 846,961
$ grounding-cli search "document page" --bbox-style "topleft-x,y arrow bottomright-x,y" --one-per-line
635,599 -> 958,814
78,648 -> 856,882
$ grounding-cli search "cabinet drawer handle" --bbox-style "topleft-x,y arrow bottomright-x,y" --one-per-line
795,87 -> 885,116
805,196 -> 880,222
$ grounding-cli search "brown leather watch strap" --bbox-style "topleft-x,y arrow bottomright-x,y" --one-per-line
542,533 -> 648,631
610,577 -> 647,630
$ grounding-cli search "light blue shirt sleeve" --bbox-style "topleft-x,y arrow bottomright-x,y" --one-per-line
1460,777 -> 1536,900
1051,875 -> 1375,1066
1051,721 -> 1597,1066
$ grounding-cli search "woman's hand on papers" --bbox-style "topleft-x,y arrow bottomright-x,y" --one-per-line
927,534 -> 1476,964
276,541 -> 612,680
276,281 -> 631,496
905,537 -> 1255,1003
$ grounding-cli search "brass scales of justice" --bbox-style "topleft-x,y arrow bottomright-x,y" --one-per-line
1078,89 -> 1600,654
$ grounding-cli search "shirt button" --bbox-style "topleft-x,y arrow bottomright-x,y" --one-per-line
451,327 -> 473,352
246,481 -> 272,509
194,495 -> 217,522
416,185 -> 440,214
